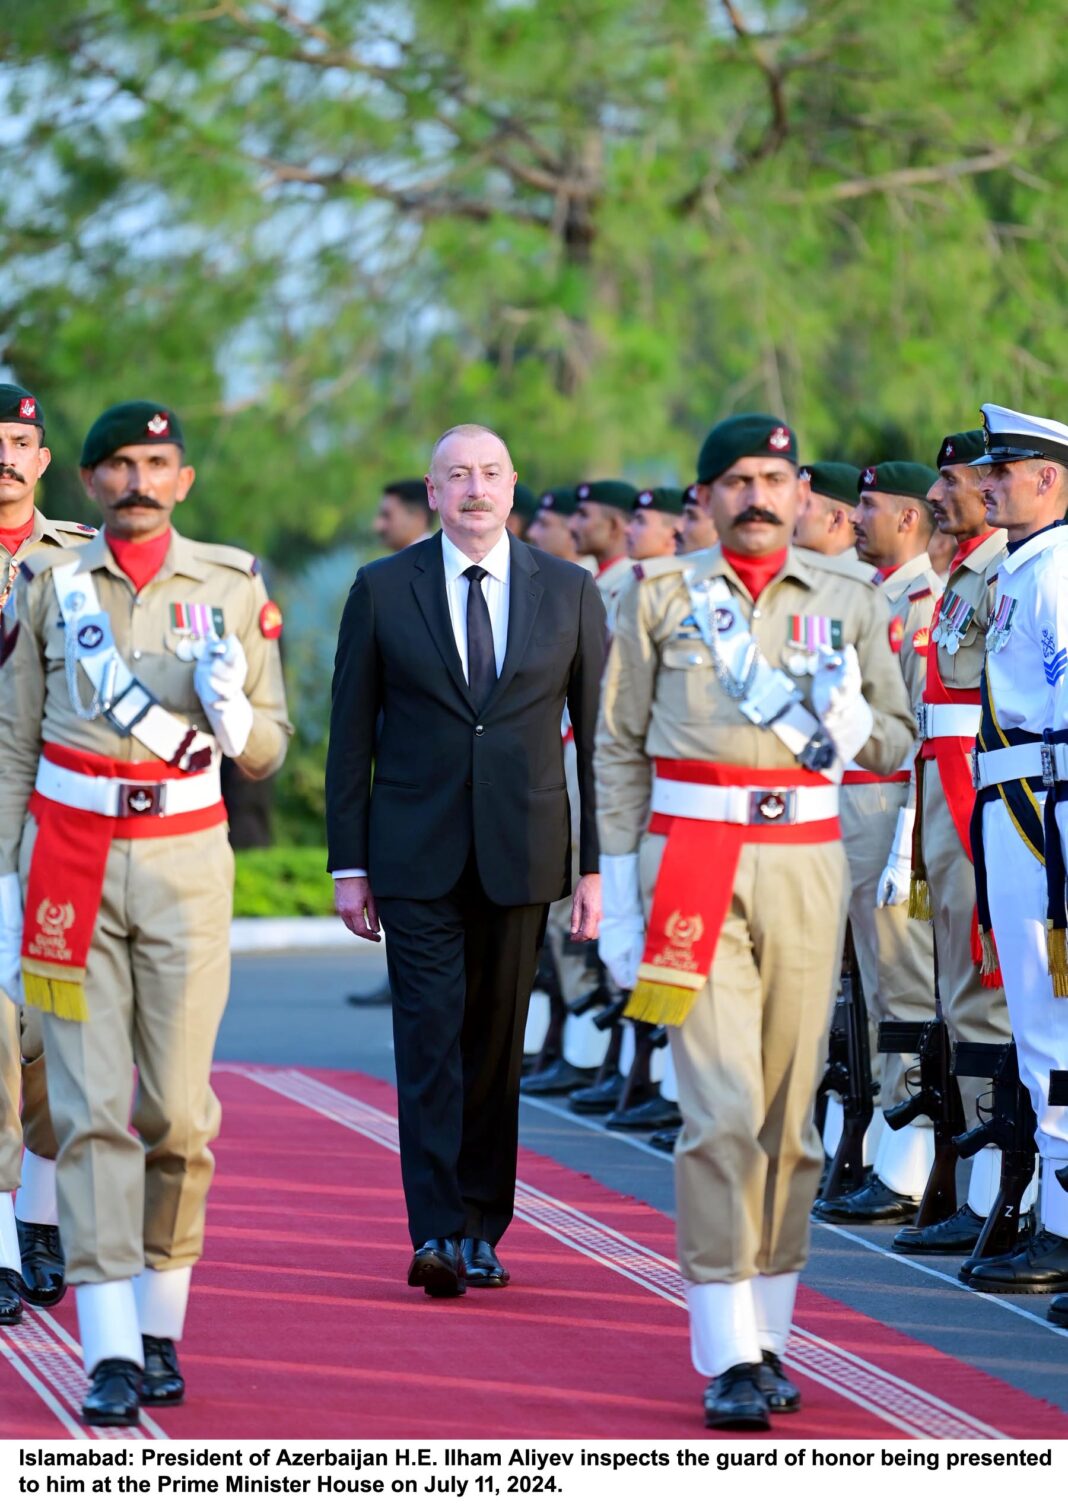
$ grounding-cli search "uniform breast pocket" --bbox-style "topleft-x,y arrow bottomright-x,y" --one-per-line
659,640 -> 715,717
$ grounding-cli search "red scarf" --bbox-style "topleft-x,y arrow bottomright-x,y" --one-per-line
0,519 -> 34,556
947,527 -> 998,577
105,528 -> 172,593
721,546 -> 787,601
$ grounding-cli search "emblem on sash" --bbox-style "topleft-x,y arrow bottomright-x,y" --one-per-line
987,594 -> 1017,653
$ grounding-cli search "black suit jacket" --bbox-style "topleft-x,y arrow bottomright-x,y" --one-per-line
325,533 -> 606,905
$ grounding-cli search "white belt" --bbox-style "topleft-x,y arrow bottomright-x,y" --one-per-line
35,755 -> 222,819
651,776 -> 839,826
973,743 -> 1068,791
916,703 -> 981,741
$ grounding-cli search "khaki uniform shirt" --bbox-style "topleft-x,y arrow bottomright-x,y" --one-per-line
0,527 -> 291,874
596,545 -> 915,855
883,552 -> 942,711
1,509 -> 96,650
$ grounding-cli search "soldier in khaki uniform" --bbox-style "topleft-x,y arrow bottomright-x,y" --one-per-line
677,484 -> 719,555
570,480 -> 637,633
0,400 -> 290,1425
596,414 -> 913,1430
793,462 -> 864,564
893,431 -> 1026,1254
815,461 -> 941,1224
0,384 -> 97,1328
626,487 -> 685,561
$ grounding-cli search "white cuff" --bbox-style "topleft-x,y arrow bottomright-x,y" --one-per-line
14,1150 -> 57,1226
0,1194 -> 20,1270
134,1266 -> 192,1340
333,869 -> 368,880
599,852 -> 642,922
686,1279 -> 762,1377
752,1272 -> 800,1359
203,692 -> 254,758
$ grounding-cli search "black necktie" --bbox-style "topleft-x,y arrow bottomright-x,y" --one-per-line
464,564 -> 497,708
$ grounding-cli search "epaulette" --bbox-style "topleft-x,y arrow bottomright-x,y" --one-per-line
191,541 -> 259,576
53,520 -> 96,538
908,583 -> 934,602
634,554 -> 688,584
796,548 -> 876,587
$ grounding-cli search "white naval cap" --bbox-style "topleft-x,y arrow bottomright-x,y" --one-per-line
973,403 -> 1068,468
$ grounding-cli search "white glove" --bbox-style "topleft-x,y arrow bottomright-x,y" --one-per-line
877,804 -> 915,908
810,645 -> 874,763
193,635 -> 254,758
0,874 -> 24,1004
598,852 -> 645,991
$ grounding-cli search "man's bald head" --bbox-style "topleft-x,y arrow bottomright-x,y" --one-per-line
430,423 -> 512,476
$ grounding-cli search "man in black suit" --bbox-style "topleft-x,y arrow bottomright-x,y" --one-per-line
326,424 -> 605,1296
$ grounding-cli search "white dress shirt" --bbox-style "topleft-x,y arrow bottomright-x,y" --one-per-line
440,527 -> 511,679
333,528 -> 512,880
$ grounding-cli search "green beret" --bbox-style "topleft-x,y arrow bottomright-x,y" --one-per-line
538,486 -> 580,518
799,461 -> 859,507
683,484 -> 699,505
697,413 -> 797,484
81,401 -> 185,469
634,486 -> 685,517
858,460 -> 939,502
0,383 -> 44,430
575,479 -> 638,511
936,430 -> 986,470
511,482 -> 539,519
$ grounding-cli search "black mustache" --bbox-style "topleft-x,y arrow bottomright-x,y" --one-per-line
116,493 -> 162,510
734,506 -> 782,526
0,467 -> 25,483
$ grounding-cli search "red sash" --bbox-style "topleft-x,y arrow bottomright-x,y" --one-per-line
912,607 -> 999,986
625,760 -> 840,1025
21,743 -> 226,1021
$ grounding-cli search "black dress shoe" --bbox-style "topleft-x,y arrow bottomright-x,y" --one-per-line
1048,1294 -> 1068,1329
520,1059 -> 594,1096
649,1127 -> 679,1152
703,1363 -> 771,1430
757,1351 -> 801,1413
605,1093 -> 682,1131
460,1238 -> 510,1288
140,1335 -> 185,1405
345,976 -> 392,1007
407,1238 -> 466,1298
568,1072 -> 626,1114
82,1359 -> 143,1425
893,1203 -> 985,1254
16,1219 -> 66,1308
964,1229 -> 1068,1293
813,1172 -> 918,1226
0,1269 -> 23,1326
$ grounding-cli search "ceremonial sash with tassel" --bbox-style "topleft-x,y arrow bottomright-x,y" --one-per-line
624,759 -> 841,1026
21,743 -> 227,1021
969,669 -> 1046,991
908,606 -> 996,982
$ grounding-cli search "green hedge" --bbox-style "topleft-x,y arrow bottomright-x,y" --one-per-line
233,846 -> 334,917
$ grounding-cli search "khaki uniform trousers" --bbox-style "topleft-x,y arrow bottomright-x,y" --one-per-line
922,758 -> 1011,1129
545,737 -> 598,1007
22,817 -> 234,1286
840,781 -> 935,1108
640,831 -> 849,1283
0,992 -> 58,1193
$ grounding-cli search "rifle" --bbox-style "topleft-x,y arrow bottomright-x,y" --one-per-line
819,924 -> 876,1200
880,1017 -> 965,1227
952,1041 -> 1036,1271
1050,1070 -> 1068,1193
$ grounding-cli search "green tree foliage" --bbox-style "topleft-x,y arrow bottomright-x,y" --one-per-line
2,1 -> 1064,838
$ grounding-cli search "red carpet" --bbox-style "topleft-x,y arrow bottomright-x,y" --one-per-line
2,1063 -> 1066,1440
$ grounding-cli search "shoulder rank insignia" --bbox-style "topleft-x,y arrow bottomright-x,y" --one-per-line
908,584 -> 933,603
1041,625 -> 1067,687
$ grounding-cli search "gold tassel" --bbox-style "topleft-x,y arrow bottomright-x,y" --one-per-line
624,980 -> 697,1027
22,971 -> 89,1022
980,928 -> 1000,982
1047,924 -> 1068,999
908,875 -> 932,921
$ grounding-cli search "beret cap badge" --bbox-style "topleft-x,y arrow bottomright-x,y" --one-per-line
147,413 -> 171,437
862,466 -> 877,487
768,426 -> 791,451
18,397 -> 36,420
